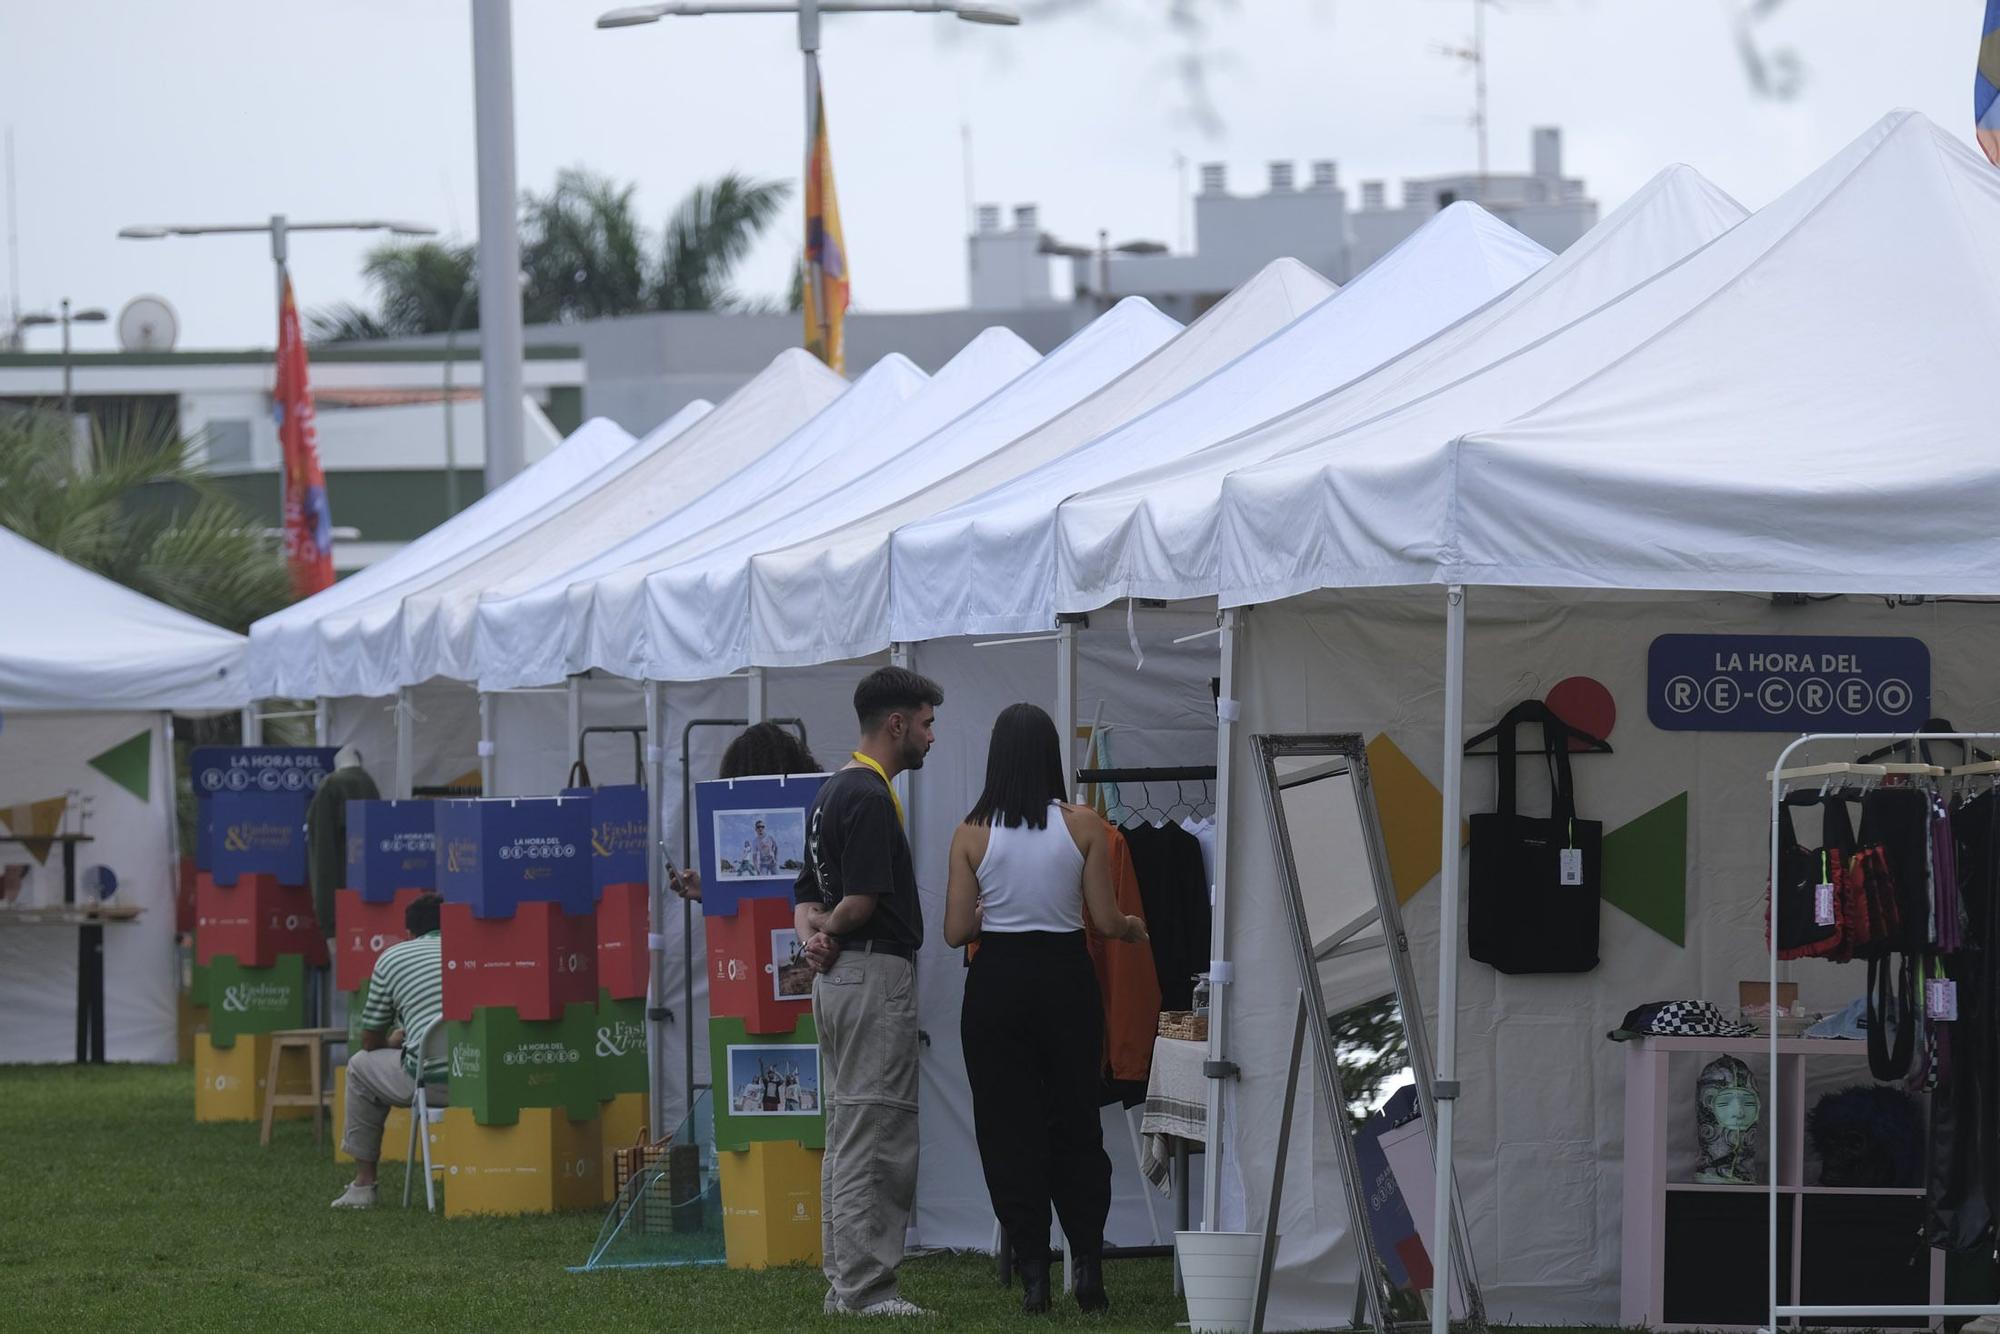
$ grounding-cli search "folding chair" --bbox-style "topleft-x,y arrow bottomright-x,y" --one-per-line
401,1021 -> 450,1212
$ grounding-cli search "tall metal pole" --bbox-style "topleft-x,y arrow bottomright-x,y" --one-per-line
472,0 -> 526,491
1203,607 -> 1242,1231
58,298 -> 73,421
395,686 -> 415,800
478,691 -> 496,793
270,214 -> 290,519
799,0 -> 831,362
1429,585 -> 1467,1334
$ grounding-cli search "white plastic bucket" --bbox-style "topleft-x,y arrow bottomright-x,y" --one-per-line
1175,1229 -> 1265,1334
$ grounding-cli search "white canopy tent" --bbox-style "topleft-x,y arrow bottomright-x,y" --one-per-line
469,352 -> 934,691
879,203 -> 1550,647
745,260 -> 1335,668
1140,110 -> 2000,1328
247,407 -> 700,701
634,297 -> 1182,683
1051,163 -> 1748,610
471,330 -> 1041,690
0,528 -> 249,1062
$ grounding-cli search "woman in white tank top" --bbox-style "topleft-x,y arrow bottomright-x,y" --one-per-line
944,703 -> 1147,1316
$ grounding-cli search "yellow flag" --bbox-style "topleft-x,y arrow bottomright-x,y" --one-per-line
803,80 -> 849,374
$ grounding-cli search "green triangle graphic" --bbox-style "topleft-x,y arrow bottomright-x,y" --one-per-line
1602,791 -> 1688,947
88,731 -> 152,803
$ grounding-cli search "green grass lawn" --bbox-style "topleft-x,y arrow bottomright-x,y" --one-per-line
0,1063 -> 1191,1331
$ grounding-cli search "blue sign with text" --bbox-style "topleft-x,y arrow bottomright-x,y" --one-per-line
1647,634 -> 1930,733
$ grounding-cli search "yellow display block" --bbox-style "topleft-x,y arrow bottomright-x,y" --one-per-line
437,1106 -> 603,1217
598,1091 -> 650,1204
329,1073 -> 421,1165
720,1140 -> 822,1269
193,1033 -> 312,1124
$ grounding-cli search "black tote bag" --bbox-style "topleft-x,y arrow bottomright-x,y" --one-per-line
1468,700 -> 1603,974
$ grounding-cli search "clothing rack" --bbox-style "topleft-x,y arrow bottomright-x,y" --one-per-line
1075,765 -> 1218,784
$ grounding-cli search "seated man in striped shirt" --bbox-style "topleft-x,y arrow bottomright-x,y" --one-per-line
331,892 -> 447,1209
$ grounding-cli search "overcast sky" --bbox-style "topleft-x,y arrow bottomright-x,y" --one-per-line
0,1 -> 1979,351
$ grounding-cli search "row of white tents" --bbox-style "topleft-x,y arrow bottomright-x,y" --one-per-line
12,107 -> 2000,1327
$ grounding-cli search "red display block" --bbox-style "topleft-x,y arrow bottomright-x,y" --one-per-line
333,887 -> 426,992
597,881 -> 650,1001
441,900 -> 597,1022
706,893 -> 813,1035
194,871 -> 328,968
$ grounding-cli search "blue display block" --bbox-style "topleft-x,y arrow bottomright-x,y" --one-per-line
694,773 -> 827,918
345,799 -> 436,901
209,789 -> 309,887
588,785 -> 649,891
435,796 -> 594,920
189,745 -> 337,872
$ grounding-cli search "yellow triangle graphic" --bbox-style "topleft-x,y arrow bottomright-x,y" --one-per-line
0,795 -> 69,866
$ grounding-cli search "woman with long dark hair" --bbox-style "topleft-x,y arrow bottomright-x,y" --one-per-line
944,703 -> 1148,1315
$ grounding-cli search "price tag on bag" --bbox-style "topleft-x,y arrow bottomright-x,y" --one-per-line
1927,977 -> 1959,1022
1814,882 -> 1836,926
1559,847 -> 1584,886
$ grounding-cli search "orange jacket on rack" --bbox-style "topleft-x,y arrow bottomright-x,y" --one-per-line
1086,821 -> 1162,1083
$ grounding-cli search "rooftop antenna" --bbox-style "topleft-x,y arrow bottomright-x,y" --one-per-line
1434,0 -> 1494,199
960,119 -> 974,235
1174,150 -> 1189,253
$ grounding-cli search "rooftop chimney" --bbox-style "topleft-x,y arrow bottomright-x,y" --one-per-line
1360,180 -> 1386,211
1200,162 -> 1227,194
1267,160 -> 1294,192
1309,160 -> 1337,190
1532,126 -> 1562,180
975,204 -> 1001,233
1012,204 -> 1038,231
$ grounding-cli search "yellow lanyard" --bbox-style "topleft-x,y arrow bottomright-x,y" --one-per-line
849,752 -> 905,827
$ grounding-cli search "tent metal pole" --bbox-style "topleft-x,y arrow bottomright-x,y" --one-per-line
478,691 -> 496,794
1202,606 -> 1243,1231
241,703 -> 263,745
1430,585 -> 1466,1334
313,698 -> 329,747
644,679 -> 672,1141
394,687 -> 414,800
889,644 -> 913,817
567,676 -> 584,776
745,666 -> 767,725
1055,619 -> 1079,782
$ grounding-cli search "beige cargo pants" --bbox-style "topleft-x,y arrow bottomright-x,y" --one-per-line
813,948 -> 919,1310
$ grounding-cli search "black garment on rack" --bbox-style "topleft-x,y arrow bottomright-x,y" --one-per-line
1929,790 -> 2000,1251
1120,821 -> 1210,1011
1858,788 -> 1929,1081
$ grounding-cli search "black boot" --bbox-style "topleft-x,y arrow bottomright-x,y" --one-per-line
1019,1257 -> 1051,1315
1073,1253 -> 1109,1314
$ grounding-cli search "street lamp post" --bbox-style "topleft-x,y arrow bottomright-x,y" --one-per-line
118,215 -> 436,507
595,0 -> 1020,359
18,297 -> 108,424
1037,229 -> 1167,311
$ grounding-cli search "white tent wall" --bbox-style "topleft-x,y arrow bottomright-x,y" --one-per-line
324,683 -> 481,795
1232,586 -> 2000,1325
0,711 -> 176,1062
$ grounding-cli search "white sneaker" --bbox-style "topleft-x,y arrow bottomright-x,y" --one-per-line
823,1292 -> 856,1315
854,1297 -> 931,1318
329,1183 -> 378,1209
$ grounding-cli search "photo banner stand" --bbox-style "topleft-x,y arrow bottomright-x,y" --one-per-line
1252,733 -> 1486,1332
1765,730 -> 2000,1332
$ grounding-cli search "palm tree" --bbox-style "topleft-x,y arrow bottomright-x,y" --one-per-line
310,168 -> 791,340
0,410 -> 292,634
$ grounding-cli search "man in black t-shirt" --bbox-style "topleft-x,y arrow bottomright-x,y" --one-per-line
793,665 -> 941,1318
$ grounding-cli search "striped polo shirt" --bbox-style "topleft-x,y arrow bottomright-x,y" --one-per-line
358,931 -> 446,1081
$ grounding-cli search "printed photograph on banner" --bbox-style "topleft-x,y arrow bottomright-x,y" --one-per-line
712,807 -> 806,882
770,928 -> 814,1001
727,1044 -> 819,1115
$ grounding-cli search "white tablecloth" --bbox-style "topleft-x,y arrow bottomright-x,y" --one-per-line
1139,1035 -> 1206,1192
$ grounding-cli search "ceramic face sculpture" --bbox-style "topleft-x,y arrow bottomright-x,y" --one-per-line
1696,1055 -> 1762,1184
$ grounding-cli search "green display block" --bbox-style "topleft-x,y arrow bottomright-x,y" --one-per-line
190,961 -> 211,1009
445,1002 -> 600,1126
346,977 -> 372,1051
595,989 -> 648,1102
710,1013 -> 824,1152
205,953 -> 307,1049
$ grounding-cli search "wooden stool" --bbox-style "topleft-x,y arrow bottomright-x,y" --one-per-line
259,1027 -> 347,1147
